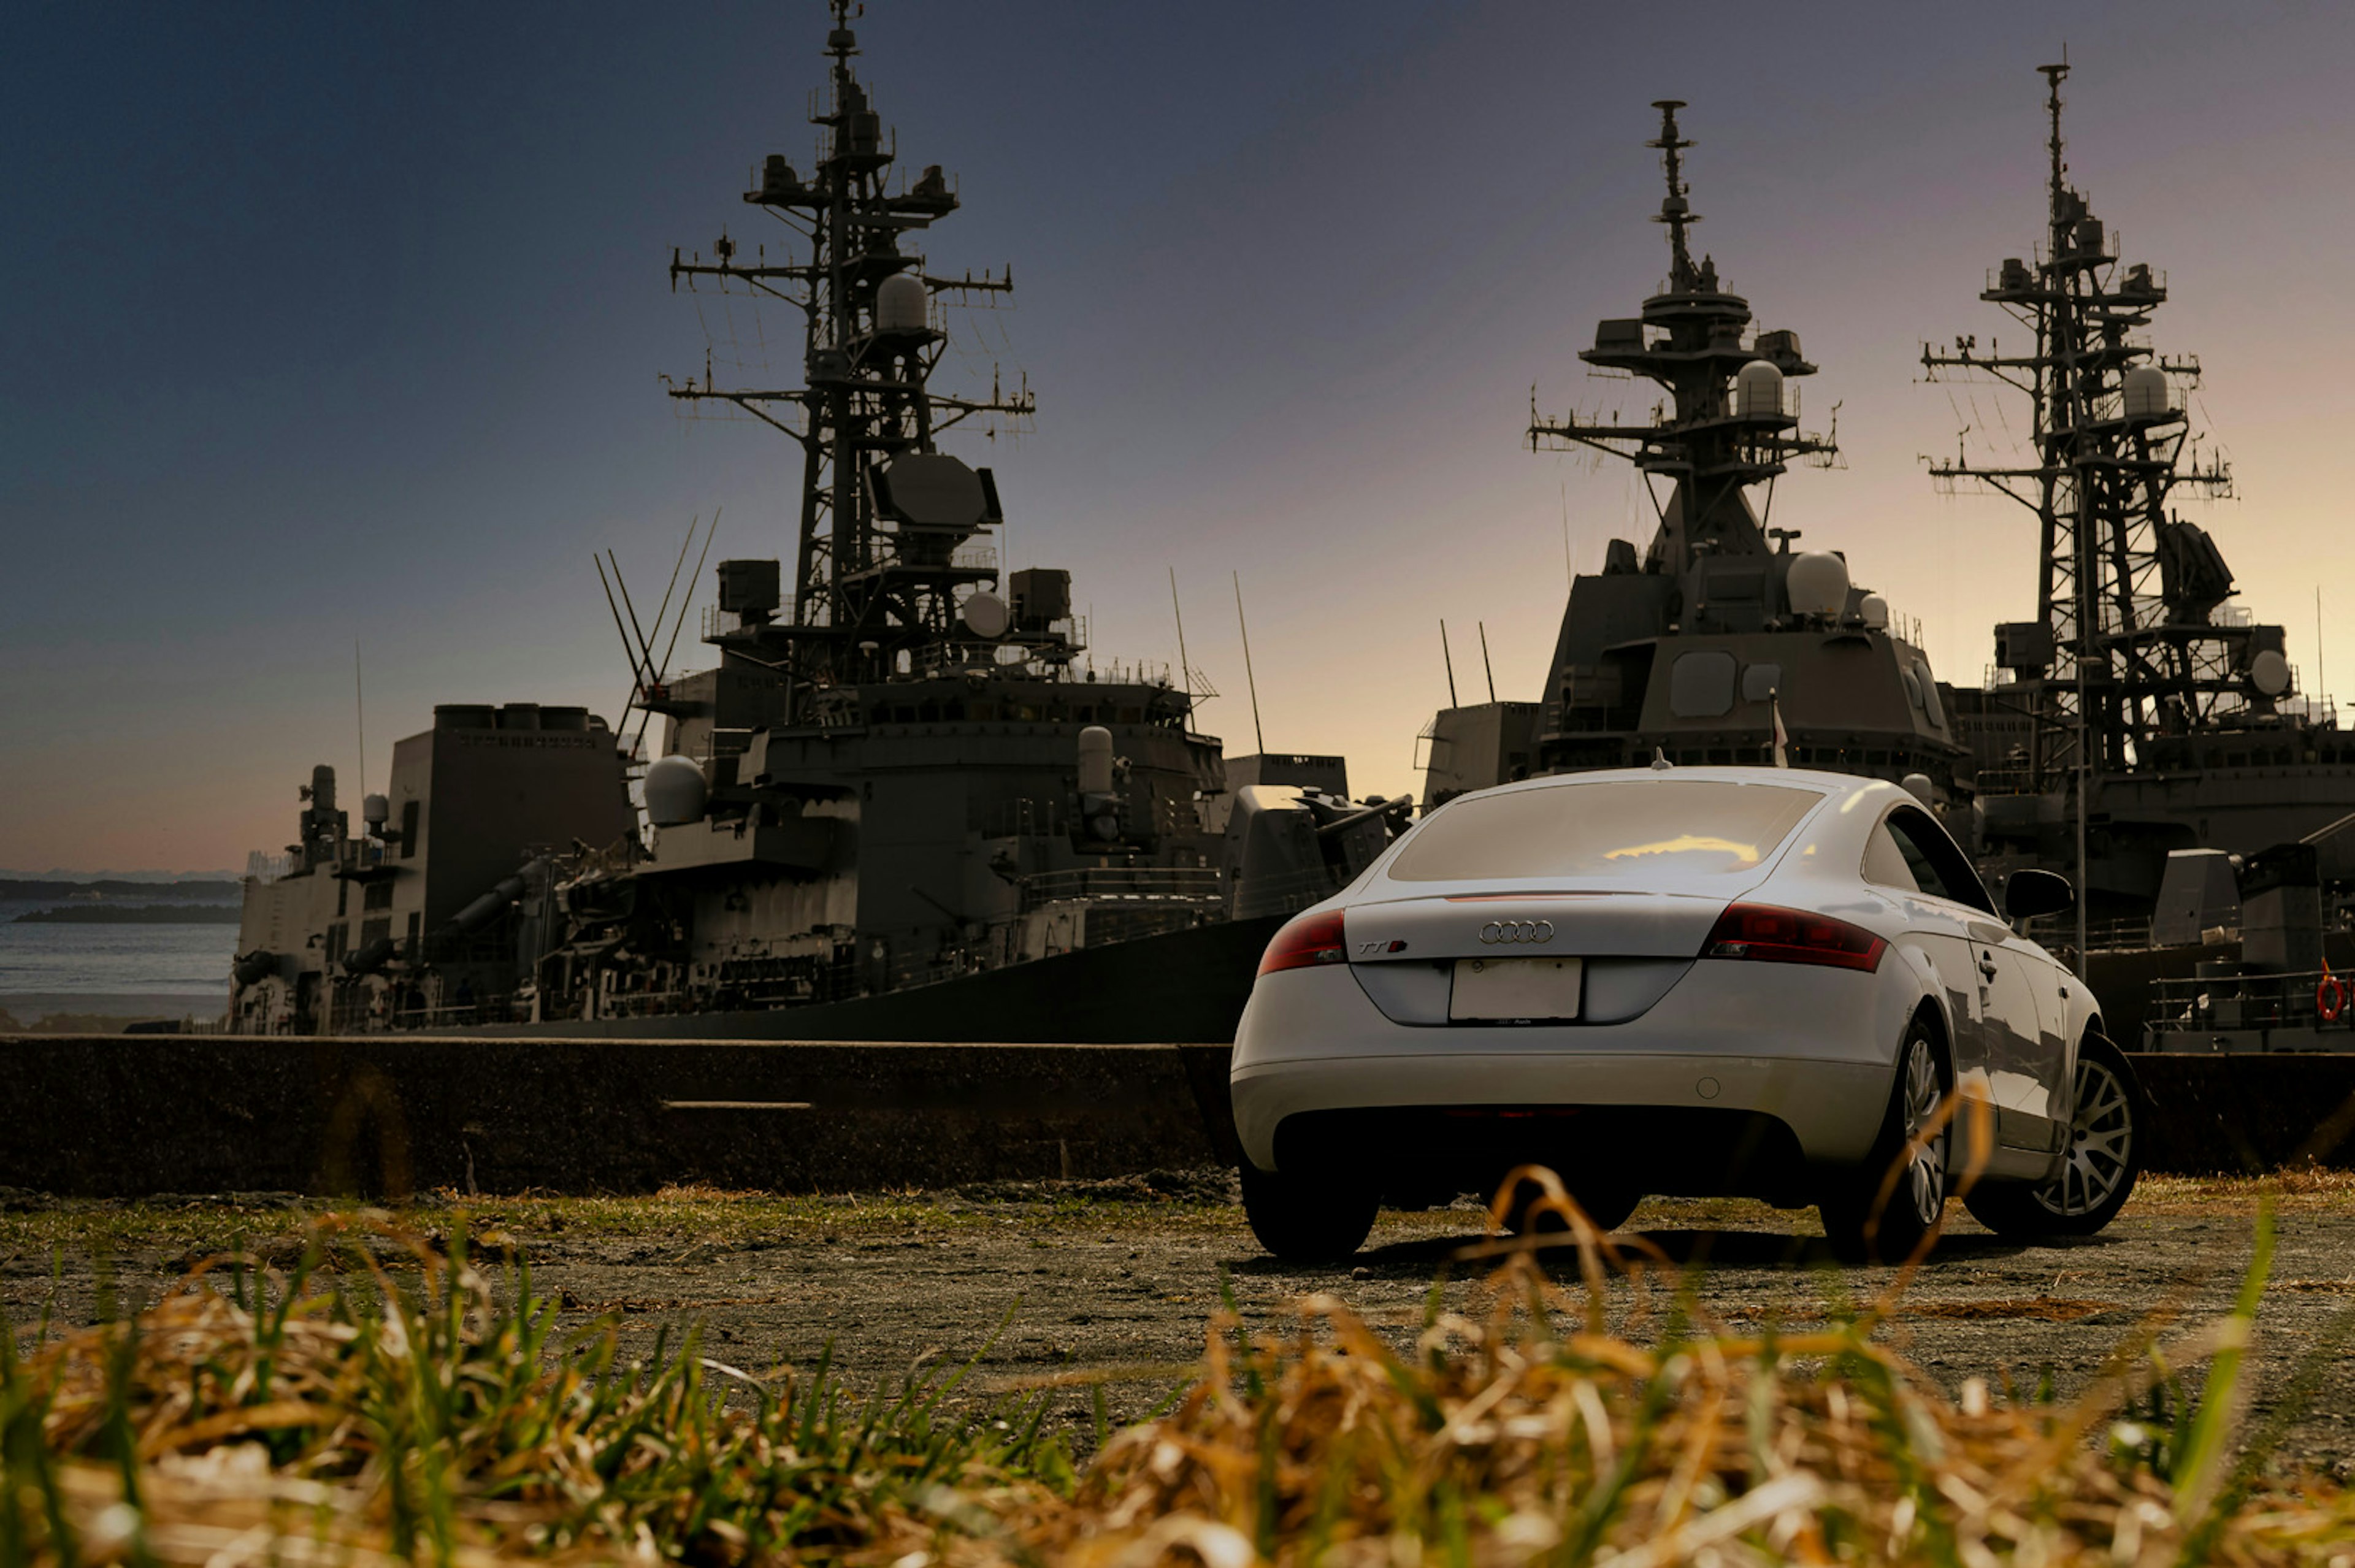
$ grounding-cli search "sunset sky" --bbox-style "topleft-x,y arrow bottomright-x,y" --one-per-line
6,2 -> 2353,871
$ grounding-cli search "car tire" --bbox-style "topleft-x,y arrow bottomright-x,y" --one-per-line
1502,1172 -> 1641,1236
1964,1030 -> 2143,1241
1240,1162 -> 1379,1262
1820,1025 -> 1950,1264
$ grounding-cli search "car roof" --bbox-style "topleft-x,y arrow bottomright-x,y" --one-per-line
1459,765 -> 1896,801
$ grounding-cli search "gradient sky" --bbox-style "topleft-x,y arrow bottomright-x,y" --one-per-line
7,2 -> 2354,871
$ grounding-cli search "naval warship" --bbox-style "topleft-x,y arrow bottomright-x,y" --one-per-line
225,4 -> 1402,1042
1418,102 -> 1974,821
1926,63 -> 2355,928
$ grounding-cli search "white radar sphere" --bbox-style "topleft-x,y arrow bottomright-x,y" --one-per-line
1785,551 -> 1851,618
1735,360 -> 1784,419
875,273 -> 928,333
1859,593 -> 1890,630
644,754 -> 710,827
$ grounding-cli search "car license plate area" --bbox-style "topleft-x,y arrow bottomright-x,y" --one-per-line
1450,957 -> 1582,1022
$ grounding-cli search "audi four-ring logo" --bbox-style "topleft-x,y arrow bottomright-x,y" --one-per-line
1477,919 -> 1554,944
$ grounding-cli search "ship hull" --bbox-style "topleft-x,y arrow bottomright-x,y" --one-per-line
439,914 -> 1287,1044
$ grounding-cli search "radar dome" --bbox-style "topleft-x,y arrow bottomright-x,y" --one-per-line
1901,773 -> 1935,806
644,754 -> 709,828
2250,648 -> 2291,697
1785,551 -> 1850,618
1735,361 -> 1783,419
961,590 -> 1009,639
2122,365 -> 2170,421
362,793 -> 389,827
1859,594 -> 1890,630
875,273 -> 928,334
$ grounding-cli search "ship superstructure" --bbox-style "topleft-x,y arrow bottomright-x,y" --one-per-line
1422,102 -> 1970,811
1928,63 -> 2355,917
259,2 -> 1398,1040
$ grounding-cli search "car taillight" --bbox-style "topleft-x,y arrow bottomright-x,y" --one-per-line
1258,909 -> 1348,976
1701,902 -> 1886,973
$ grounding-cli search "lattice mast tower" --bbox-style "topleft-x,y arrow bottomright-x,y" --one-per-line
1530,101 -> 1837,566
1922,62 -> 2234,790
665,0 -> 1033,709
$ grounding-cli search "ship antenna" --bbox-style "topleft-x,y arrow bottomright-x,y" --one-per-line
1478,621 -> 1497,703
1168,567 -> 1195,705
354,639 -> 367,800
1648,99 -> 1698,290
1439,619 -> 1459,708
2039,59 -> 2069,245
1235,571 -> 1267,755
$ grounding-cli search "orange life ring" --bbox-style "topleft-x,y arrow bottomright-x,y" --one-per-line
2319,975 -> 2347,1023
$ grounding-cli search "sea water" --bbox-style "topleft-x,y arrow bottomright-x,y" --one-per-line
0,900 -> 238,1011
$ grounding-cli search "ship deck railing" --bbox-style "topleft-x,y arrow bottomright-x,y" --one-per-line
2146,966 -> 2355,1039
2021,914 -> 2154,954
1019,866 -> 1223,912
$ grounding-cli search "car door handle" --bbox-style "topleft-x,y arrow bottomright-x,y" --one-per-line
1977,956 -> 1999,980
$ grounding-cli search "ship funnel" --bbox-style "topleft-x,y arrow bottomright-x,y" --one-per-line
645,754 -> 710,828
1735,361 -> 1783,419
1077,725 -> 1116,795
1785,552 -> 1850,618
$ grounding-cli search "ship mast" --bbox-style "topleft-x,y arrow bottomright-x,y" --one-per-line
1530,101 -> 1837,572
664,0 -> 1034,708
1922,61 -> 2237,794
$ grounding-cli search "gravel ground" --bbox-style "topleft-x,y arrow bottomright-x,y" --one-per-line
5,1171 -> 2353,1475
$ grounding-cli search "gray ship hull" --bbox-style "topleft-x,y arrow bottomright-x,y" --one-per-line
444,912 -> 1286,1044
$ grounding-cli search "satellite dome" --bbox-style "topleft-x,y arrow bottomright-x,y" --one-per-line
1859,593 -> 1890,630
2250,648 -> 2291,697
961,590 -> 1009,639
362,793 -> 389,827
2122,364 -> 2170,421
644,754 -> 709,828
1901,773 -> 1936,806
1785,551 -> 1850,618
875,273 -> 928,334
1735,361 -> 1783,420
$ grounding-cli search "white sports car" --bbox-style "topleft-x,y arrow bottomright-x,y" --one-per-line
1230,765 -> 2143,1261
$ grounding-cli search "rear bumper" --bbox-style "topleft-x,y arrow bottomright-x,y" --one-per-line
1231,961 -> 1908,1175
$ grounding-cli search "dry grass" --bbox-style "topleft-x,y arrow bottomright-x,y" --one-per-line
7,1194 -> 2355,1567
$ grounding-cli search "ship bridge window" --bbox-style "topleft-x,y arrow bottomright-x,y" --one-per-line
1669,651 -> 1737,718
1740,663 -> 1782,703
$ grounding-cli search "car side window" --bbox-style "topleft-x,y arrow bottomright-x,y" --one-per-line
1883,805 -> 1995,914
1861,823 -> 1920,893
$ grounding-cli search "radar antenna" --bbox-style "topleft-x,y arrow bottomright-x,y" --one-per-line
661,2 -> 1036,709
1920,62 -> 2239,798
1528,102 -> 1837,574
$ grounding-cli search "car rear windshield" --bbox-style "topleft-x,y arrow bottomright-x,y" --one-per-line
1385,779 -> 1825,882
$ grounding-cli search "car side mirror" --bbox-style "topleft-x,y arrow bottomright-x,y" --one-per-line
2004,868 -> 2074,922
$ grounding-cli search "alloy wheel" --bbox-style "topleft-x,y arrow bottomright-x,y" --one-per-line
2035,1053 -> 2134,1218
1897,1036 -> 1948,1226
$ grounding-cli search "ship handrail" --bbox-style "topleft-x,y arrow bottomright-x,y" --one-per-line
2146,965 -> 2355,1034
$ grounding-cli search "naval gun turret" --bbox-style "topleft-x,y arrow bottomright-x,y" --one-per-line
1420,101 -> 1970,815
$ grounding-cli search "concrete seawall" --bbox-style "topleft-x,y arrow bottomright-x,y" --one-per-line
0,1036 -> 2349,1198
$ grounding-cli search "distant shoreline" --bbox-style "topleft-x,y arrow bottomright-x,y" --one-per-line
11,905 -> 243,925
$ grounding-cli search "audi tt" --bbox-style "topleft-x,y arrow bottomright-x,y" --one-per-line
1229,765 -> 2144,1262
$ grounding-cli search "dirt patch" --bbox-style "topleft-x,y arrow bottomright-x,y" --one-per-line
7,1177 -> 2355,1474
